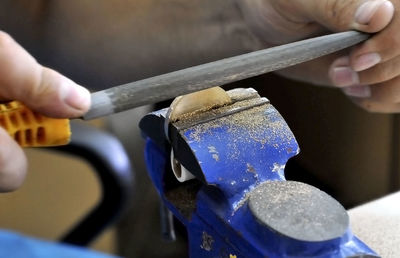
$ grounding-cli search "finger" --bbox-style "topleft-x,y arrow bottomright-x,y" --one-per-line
342,85 -> 372,98
357,55 -> 400,84
350,1 -> 400,72
351,76 -> 400,112
328,53 -> 400,87
370,76 -> 400,103
303,0 -> 394,33
331,54 -> 400,86
329,56 -> 361,87
350,96 -> 400,112
307,0 -> 395,87
0,31 -> 91,118
0,128 -> 27,192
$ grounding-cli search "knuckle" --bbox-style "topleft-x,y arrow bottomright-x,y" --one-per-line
388,34 -> 400,50
0,130 -> 26,192
372,83 -> 400,104
23,67 -> 64,108
22,66 -> 48,101
319,0 -> 355,29
377,88 -> 398,103
375,66 -> 393,83
360,63 -> 398,85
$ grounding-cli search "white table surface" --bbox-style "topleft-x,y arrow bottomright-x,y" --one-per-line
349,192 -> 400,258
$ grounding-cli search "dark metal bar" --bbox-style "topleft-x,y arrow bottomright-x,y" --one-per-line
54,122 -> 134,246
160,202 -> 176,242
84,31 -> 368,120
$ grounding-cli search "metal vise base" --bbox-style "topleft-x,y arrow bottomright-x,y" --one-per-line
139,88 -> 379,258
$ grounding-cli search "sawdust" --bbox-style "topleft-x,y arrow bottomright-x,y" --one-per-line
167,88 -> 298,216
173,97 -> 266,129
179,103 -> 294,162
174,102 -> 228,122
227,88 -> 259,102
248,181 -> 348,242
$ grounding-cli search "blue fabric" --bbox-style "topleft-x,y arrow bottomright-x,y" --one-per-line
0,230 -> 119,258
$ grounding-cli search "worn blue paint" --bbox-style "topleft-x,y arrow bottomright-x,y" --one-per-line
142,101 -> 378,258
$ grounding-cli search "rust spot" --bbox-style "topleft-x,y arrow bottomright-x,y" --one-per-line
246,163 -> 255,173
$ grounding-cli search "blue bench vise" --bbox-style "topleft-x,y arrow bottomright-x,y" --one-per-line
139,88 -> 379,258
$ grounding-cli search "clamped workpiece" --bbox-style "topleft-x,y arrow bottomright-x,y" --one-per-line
139,88 -> 379,258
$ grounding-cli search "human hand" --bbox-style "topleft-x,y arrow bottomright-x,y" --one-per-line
238,0 -> 400,112
0,31 -> 91,192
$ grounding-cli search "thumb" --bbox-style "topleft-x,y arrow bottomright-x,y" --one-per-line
305,0 -> 394,33
0,31 -> 91,118
0,127 -> 27,192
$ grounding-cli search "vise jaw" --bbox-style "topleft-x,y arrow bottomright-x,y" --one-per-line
139,88 -> 379,258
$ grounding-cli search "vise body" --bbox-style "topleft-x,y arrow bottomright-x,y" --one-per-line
139,88 -> 379,258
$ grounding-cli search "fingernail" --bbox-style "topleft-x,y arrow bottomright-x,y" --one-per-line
353,52 -> 381,71
342,85 -> 371,98
355,0 -> 389,25
64,83 -> 91,111
329,67 -> 360,87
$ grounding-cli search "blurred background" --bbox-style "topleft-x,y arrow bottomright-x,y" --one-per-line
0,1 -> 399,257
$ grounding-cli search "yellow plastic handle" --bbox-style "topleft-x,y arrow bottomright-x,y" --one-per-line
0,101 -> 71,147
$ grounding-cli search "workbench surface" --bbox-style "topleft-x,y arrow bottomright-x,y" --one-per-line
349,192 -> 400,258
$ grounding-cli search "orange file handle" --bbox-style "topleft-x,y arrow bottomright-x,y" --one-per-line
0,101 -> 70,147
